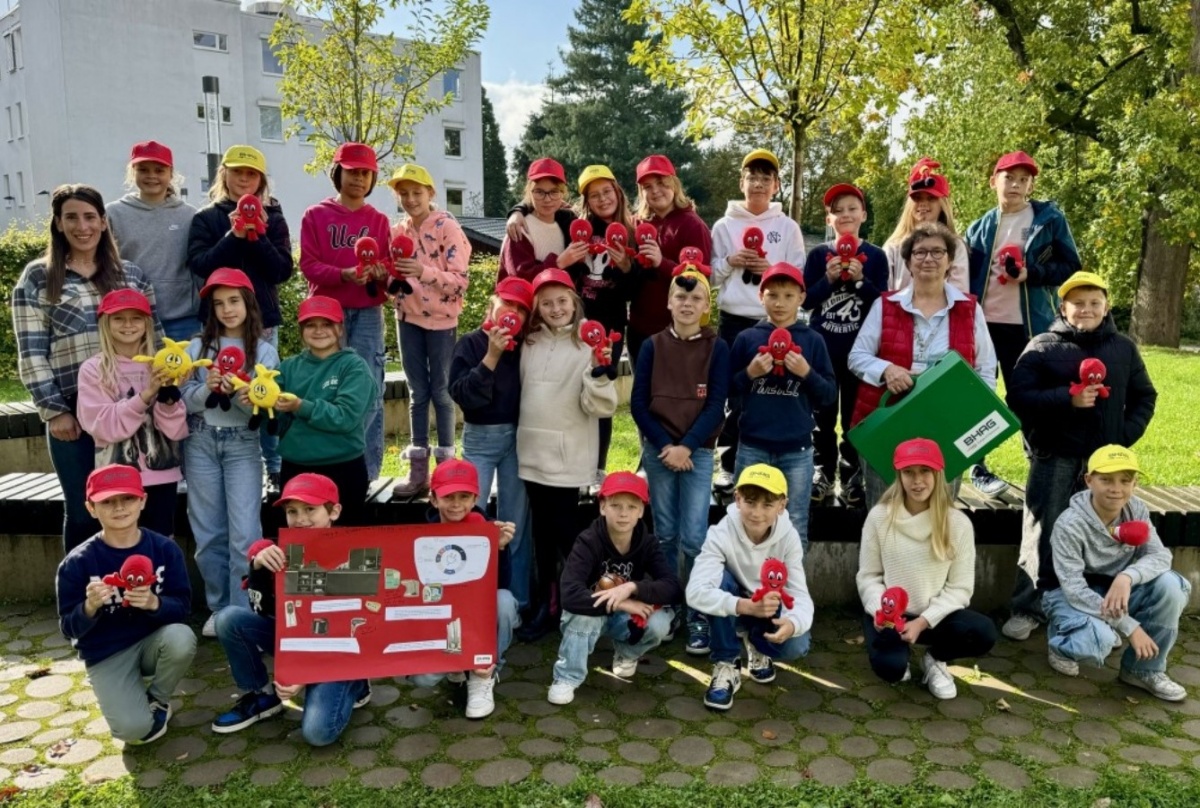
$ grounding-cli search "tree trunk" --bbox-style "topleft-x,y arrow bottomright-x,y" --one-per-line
789,124 -> 806,226
1130,204 -> 1190,347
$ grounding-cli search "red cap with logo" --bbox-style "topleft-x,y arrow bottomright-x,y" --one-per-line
907,157 -> 950,199
759,262 -> 805,290
823,183 -> 865,208
636,154 -> 676,183
200,268 -> 255,298
598,471 -> 650,504
275,473 -> 340,507
893,438 -> 945,471
527,157 -> 566,183
431,458 -> 480,497
98,288 -> 152,317
532,268 -> 576,295
494,276 -> 535,311
298,295 -> 345,324
333,142 -> 379,172
993,150 -> 1039,177
130,140 -> 173,167
86,464 -> 145,502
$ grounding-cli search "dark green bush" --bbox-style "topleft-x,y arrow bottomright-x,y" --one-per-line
0,222 -> 51,380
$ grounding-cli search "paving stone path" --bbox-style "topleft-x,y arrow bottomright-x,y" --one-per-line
2,603 -> 1200,793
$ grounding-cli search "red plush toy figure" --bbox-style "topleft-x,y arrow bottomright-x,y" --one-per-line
580,319 -> 622,380
749,557 -> 794,609
354,236 -> 383,298
676,246 -> 711,280
831,233 -> 867,283
874,586 -> 909,632
387,233 -> 415,296
102,554 -> 158,607
569,219 -> 605,256
1111,520 -> 1150,547
605,222 -> 637,261
627,605 -> 663,644
481,310 -> 524,351
205,346 -> 250,411
996,245 -> 1024,285
1069,358 -> 1111,399
741,227 -> 767,284
634,222 -> 658,267
757,327 -> 802,376
233,194 -> 267,242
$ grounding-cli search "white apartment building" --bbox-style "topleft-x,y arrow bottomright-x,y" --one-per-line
0,0 -> 484,232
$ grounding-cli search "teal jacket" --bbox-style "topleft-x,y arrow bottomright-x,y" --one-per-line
277,348 -> 377,465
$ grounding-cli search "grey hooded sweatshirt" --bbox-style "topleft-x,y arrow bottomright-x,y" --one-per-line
106,194 -> 199,323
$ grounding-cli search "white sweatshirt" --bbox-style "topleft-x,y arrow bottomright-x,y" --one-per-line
711,202 -> 807,318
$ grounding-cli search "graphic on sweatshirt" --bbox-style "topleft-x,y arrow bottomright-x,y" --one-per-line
817,290 -> 866,335
95,386 -> 182,472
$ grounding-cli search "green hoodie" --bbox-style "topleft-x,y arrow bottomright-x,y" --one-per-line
277,348 -> 377,465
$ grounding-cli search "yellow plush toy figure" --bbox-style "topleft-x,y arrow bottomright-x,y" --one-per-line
133,337 -> 212,404
230,364 -> 296,434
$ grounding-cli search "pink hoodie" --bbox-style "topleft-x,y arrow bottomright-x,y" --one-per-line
391,210 -> 472,329
76,355 -> 189,487
300,197 -> 392,310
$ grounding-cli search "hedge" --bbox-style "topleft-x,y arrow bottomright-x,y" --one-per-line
0,221 -> 51,380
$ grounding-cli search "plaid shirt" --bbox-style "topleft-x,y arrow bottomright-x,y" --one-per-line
13,260 -> 161,421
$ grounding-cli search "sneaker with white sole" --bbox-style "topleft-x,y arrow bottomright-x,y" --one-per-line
969,463 -> 1009,498
921,650 -> 957,699
352,682 -> 372,709
547,680 -> 576,705
134,698 -> 173,745
465,674 -> 496,718
713,470 -> 735,495
685,615 -> 710,656
1048,648 -> 1079,677
1001,613 -> 1039,641
1118,669 -> 1188,702
810,468 -> 834,506
201,614 -> 217,638
704,661 -> 741,710
895,665 -> 912,684
744,637 -> 776,684
612,655 -> 639,679
212,691 -> 283,734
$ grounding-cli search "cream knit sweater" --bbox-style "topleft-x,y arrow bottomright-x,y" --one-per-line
856,502 -> 976,628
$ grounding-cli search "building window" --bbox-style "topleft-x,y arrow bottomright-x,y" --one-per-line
2,30 -> 14,72
195,103 -> 232,124
262,38 -> 283,75
259,105 -> 283,142
4,106 -> 11,141
14,100 -> 23,137
193,31 -> 228,52
444,127 -> 462,158
443,69 -> 460,98
445,188 -> 464,216
201,179 -> 212,193
15,171 -> 24,205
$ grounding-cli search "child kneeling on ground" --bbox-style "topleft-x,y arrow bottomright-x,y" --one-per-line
548,472 -> 681,705
56,464 -> 197,744
1043,445 -> 1191,701
687,464 -> 813,711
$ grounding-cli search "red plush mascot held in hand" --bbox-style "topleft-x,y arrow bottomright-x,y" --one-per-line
741,226 -> 767,284
750,557 -> 794,609
387,233 -> 415,296
634,223 -> 658,267
1069,358 -> 1111,399
481,310 -> 525,351
677,246 -> 711,278
831,233 -> 867,283
1111,520 -> 1150,547
757,327 -> 802,376
354,236 -> 383,298
569,219 -> 605,256
205,345 -> 250,411
233,194 -> 267,242
580,319 -> 622,380
605,222 -> 637,261
874,586 -> 909,632
996,245 -> 1024,285
103,555 -> 158,607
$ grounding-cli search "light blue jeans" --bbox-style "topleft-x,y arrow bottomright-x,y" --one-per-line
342,306 -> 385,480
259,326 -> 281,475
409,589 -> 520,686
735,444 -> 814,552
161,315 -> 202,343
552,607 -> 675,688
1043,571 -> 1191,673
706,570 -> 811,663
398,320 -> 457,449
641,439 -> 713,579
185,419 -> 263,612
463,423 -> 532,610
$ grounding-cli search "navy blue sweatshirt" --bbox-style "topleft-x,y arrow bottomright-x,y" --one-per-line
426,505 -> 512,592
802,239 -> 888,360
448,329 -> 523,426
56,529 -> 192,665
730,320 -> 837,451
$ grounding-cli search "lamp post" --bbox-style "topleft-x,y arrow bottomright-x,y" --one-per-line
202,76 -> 222,184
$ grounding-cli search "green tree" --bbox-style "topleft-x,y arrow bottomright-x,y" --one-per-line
269,0 -> 488,171
480,87 -> 509,217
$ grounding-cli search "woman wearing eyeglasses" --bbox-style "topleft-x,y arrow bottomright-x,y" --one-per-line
847,222 -> 997,506
882,158 -> 969,293
498,159 -> 587,283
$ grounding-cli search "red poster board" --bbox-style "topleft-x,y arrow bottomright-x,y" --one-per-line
273,524 -> 498,685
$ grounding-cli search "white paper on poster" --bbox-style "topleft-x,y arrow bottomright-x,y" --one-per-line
280,637 -> 361,653
413,535 -> 491,584
383,639 -> 448,653
385,605 -> 452,621
310,598 -> 362,614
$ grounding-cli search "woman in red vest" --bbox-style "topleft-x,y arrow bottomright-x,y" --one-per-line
847,222 -> 997,506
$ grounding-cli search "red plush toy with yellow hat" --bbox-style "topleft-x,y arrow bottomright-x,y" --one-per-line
233,194 -> 267,242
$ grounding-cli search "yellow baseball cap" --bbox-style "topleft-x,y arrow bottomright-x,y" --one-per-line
736,463 -> 787,496
222,145 -> 267,174
387,163 -> 435,191
741,149 -> 780,170
1058,271 -> 1108,299
578,164 -> 617,195
1087,445 -> 1141,475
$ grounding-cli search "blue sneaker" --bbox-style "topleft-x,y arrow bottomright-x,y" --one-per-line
703,661 -> 741,710
353,682 -> 372,709
745,637 -> 776,684
212,691 -> 283,734
135,699 -> 173,744
685,614 -> 710,656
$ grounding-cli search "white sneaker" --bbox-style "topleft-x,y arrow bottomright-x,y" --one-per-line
465,674 -> 496,719
895,665 -> 912,684
1048,649 -> 1079,677
1119,669 -> 1188,702
547,680 -> 576,705
921,651 -> 957,699
202,614 -> 217,638
586,469 -> 606,498
612,655 -> 639,679
1001,614 -> 1039,641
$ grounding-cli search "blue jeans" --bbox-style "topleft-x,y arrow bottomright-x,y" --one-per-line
260,327 -> 281,474
552,607 -> 675,687
707,570 -> 811,664
342,306 -> 385,480
1043,572 -> 1191,673
410,589 -> 520,687
161,315 -> 202,343
734,444 -> 814,552
397,320 -> 457,448
49,427 -> 99,553
1011,452 -> 1085,618
641,439 -> 713,579
463,423 -> 532,609
185,419 -> 263,612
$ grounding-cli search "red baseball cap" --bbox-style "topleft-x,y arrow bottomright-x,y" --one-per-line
823,183 -> 865,208
993,150 -> 1039,177
759,262 -> 805,290
275,473 -> 340,507
893,438 -> 945,471
298,295 -> 344,324
86,464 -> 145,502
200,268 -> 254,298
527,157 -> 566,183
129,140 -> 173,167
333,142 -> 379,172
98,288 -> 152,317
598,471 -> 650,504
430,458 -> 480,497
532,268 -> 576,295
494,276 -> 534,311
907,157 -> 950,199
636,154 -> 676,183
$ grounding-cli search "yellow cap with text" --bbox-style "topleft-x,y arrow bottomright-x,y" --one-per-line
736,463 -> 787,496
387,163 -> 435,190
1087,445 -> 1140,475
222,145 -> 267,173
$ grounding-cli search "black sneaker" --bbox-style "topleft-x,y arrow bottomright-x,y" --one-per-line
212,691 -> 283,734
136,699 -> 173,744
839,470 -> 865,509
353,682 -> 372,709
969,463 -> 1009,498
266,473 -> 281,496
713,470 -> 736,494
811,468 -> 834,506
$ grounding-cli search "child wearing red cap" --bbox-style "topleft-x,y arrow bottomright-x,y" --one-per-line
547,472 -> 681,705
405,458 -> 518,719
211,473 -> 373,740
498,158 -> 584,284
298,142 -> 392,481
857,438 -> 996,700
883,157 -> 969,293
448,277 -> 535,613
56,464 -> 196,745
76,289 -> 188,538
179,269 -> 279,636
